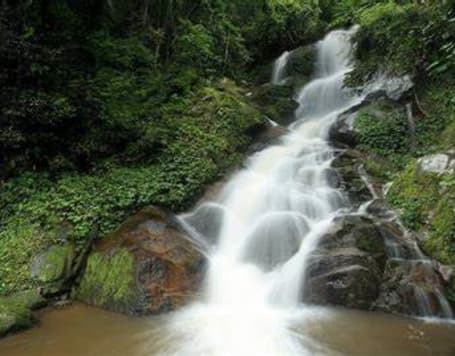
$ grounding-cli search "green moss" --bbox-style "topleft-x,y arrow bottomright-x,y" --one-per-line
424,188 -> 455,266
0,224 -> 45,296
347,2 -> 454,82
251,84 -> 297,124
363,157 -> 392,181
286,45 -> 316,79
386,162 -> 440,230
387,161 -> 455,276
0,291 -> 45,336
354,102 -> 410,159
76,249 -> 137,312
32,245 -> 74,284
356,234 -> 382,256
355,79 -> 455,184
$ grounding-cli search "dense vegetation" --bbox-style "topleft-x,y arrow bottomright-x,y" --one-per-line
0,0 -> 327,178
1,0 -> 454,317
0,0 -> 332,296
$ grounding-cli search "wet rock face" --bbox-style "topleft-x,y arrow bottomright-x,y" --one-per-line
329,113 -> 357,148
301,213 -> 451,315
303,215 -> 386,309
304,248 -> 381,309
303,211 -> 453,316
374,259 -> 451,317
76,206 -> 206,315
332,150 -> 374,206
247,121 -> 288,154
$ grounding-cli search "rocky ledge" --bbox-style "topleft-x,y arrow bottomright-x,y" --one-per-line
309,94 -> 455,317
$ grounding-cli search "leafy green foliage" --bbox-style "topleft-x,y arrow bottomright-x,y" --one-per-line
426,195 -> 455,266
387,163 -> 455,267
347,1 -> 455,82
387,163 -> 439,230
0,81 -> 263,295
354,76 -> 455,177
355,104 -> 410,157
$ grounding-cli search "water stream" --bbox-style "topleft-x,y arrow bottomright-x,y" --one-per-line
271,50 -> 290,85
169,26 -> 369,356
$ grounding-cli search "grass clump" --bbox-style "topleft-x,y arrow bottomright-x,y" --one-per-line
387,163 -> 455,269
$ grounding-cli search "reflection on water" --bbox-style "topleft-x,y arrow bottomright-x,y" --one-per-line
0,304 -> 454,356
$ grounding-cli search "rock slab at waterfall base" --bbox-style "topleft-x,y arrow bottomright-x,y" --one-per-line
75,206 -> 205,315
303,216 -> 385,310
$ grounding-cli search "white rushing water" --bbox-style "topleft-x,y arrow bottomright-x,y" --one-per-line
271,50 -> 290,85
167,27 -> 366,356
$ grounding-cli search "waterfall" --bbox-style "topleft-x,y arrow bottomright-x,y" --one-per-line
165,27 -> 365,356
271,50 -> 290,85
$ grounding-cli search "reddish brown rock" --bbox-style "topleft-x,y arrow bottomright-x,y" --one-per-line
76,206 -> 205,315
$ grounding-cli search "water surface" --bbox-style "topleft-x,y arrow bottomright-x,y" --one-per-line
1,304 -> 454,356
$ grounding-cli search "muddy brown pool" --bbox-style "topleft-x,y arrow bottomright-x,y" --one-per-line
0,304 -> 454,356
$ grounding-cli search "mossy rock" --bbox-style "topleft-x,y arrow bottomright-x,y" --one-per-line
320,215 -> 387,268
251,83 -> 298,125
304,247 -> 382,310
31,244 -> 74,284
75,249 -> 137,314
0,290 -> 46,337
75,206 -> 206,315
286,45 -> 316,79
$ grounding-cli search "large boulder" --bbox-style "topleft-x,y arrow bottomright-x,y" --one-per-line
303,215 -> 386,309
253,44 -> 316,87
370,74 -> 414,101
303,248 -> 382,309
318,215 -> 387,268
75,206 -> 206,315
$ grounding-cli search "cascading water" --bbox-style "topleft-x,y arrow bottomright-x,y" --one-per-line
271,50 -> 290,85
162,27 -> 364,356
160,26 -> 452,356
